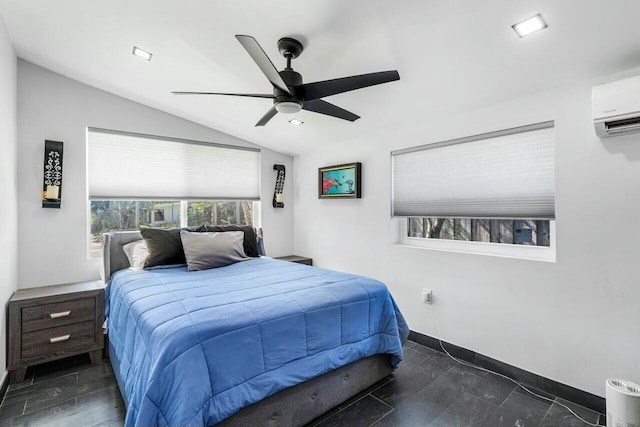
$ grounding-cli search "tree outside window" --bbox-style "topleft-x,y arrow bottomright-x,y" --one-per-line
90,200 -> 255,253
407,218 -> 550,246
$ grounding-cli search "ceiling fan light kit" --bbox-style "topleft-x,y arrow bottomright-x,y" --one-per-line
275,101 -> 302,114
173,35 -> 400,126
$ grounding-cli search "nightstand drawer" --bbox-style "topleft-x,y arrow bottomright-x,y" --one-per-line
21,320 -> 96,359
22,297 -> 95,332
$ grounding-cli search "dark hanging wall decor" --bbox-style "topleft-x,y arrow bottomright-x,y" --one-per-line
42,140 -> 64,209
273,164 -> 285,208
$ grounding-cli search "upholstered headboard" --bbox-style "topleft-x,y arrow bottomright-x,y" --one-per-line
101,228 -> 265,283
101,231 -> 143,283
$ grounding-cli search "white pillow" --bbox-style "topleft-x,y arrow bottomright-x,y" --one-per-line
122,239 -> 149,270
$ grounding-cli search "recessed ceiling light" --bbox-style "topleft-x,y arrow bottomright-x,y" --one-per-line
132,46 -> 153,61
289,119 -> 304,126
512,14 -> 548,38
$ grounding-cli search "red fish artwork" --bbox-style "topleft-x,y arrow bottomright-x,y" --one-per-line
323,178 -> 339,193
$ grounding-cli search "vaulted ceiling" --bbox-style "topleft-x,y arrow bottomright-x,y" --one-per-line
1,0 -> 639,155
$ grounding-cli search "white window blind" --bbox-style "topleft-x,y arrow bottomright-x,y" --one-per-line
392,122 -> 555,219
87,129 -> 260,200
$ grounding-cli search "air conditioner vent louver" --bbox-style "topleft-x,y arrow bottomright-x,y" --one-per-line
605,116 -> 640,134
592,74 -> 640,138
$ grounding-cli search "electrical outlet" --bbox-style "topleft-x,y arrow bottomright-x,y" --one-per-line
422,288 -> 433,304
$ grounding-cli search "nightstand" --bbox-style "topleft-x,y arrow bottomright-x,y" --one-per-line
275,255 -> 313,266
7,280 -> 105,384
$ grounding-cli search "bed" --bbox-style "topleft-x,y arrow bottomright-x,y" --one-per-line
102,229 -> 408,426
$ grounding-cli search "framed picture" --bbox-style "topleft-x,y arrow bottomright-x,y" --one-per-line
318,162 -> 361,199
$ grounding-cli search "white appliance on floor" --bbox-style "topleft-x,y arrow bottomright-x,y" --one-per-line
606,378 -> 640,427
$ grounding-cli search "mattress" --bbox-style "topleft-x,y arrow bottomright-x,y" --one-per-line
106,257 -> 408,426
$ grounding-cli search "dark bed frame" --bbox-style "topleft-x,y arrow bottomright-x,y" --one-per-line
102,231 -> 394,426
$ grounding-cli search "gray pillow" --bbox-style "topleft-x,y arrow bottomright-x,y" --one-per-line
202,225 -> 259,257
180,230 -> 250,271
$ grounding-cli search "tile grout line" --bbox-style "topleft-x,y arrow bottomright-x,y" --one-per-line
467,375 -> 517,408
497,387 -> 519,409
367,393 -> 394,410
0,372 -> 26,410
364,394 -> 395,427
539,400 -> 556,426
12,371 -> 82,417
366,377 -> 394,397
311,376 -> 397,426
368,406 -> 396,427
553,397 -> 602,425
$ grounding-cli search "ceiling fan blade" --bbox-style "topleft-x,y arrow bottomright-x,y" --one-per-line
299,70 -> 400,101
303,99 -> 360,122
255,105 -> 278,127
172,91 -> 274,98
235,35 -> 291,95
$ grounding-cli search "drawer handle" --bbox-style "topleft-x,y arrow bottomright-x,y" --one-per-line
49,310 -> 71,319
49,334 -> 70,343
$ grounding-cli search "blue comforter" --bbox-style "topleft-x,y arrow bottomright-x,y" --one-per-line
106,257 -> 408,426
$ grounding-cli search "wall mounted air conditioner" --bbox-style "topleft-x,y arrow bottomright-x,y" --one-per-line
592,74 -> 640,138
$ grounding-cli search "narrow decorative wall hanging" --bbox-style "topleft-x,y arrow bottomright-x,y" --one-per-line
42,140 -> 64,208
273,164 -> 285,208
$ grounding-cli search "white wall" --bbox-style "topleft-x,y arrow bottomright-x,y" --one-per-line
293,82 -> 640,397
17,60 -> 293,288
0,16 -> 17,379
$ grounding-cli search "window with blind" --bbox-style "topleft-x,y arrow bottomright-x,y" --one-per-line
392,122 -> 555,260
87,128 -> 261,255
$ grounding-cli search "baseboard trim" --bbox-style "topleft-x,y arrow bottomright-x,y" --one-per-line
0,370 -> 9,405
408,330 -> 605,415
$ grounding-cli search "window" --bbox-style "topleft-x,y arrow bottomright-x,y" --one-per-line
89,200 -> 257,253
392,122 -> 555,261
87,129 -> 261,257
407,218 -> 550,246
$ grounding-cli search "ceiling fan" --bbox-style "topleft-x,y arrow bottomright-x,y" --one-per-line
172,35 -> 400,126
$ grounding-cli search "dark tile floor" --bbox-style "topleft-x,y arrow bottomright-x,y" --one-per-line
0,354 -> 124,427
310,341 -> 604,427
0,341 -> 605,426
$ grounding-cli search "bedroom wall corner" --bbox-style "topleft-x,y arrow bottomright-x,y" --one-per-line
0,15 -> 18,381
16,60 -> 294,288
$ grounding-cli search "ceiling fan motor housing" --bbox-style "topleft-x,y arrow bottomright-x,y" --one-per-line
275,69 -> 303,112
278,69 -> 302,92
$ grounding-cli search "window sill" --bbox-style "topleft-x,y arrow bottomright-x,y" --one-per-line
395,237 -> 556,262
390,217 -> 556,262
